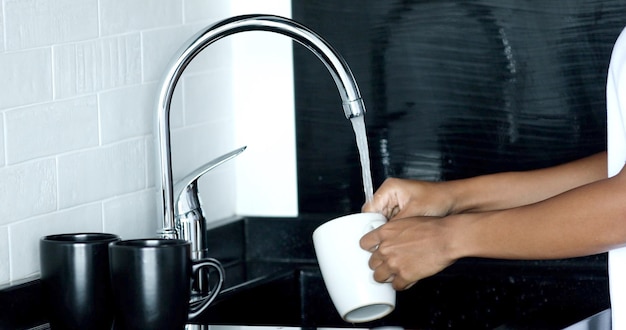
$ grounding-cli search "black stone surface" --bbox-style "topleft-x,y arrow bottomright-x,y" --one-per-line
0,216 -> 610,329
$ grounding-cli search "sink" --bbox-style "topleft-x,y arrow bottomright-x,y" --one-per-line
190,260 -> 608,329
191,265 -> 337,326
188,215 -> 610,329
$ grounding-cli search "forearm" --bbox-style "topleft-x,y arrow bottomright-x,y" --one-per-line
447,152 -> 607,214
451,164 -> 626,260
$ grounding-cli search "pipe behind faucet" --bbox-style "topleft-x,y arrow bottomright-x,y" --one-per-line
156,14 -> 366,242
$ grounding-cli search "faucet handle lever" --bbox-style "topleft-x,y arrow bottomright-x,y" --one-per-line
174,146 -> 246,214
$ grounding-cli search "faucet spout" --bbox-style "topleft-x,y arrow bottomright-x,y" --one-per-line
156,14 -> 366,239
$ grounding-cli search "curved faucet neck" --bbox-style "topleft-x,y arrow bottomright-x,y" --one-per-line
156,14 -> 366,238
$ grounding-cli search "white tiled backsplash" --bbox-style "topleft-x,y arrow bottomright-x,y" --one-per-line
0,0 -> 297,285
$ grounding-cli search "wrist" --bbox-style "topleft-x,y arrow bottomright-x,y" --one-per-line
443,213 -> 482,260
441,179 -> 473,214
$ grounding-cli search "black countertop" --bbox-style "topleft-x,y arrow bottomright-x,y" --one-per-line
0,215 -> 611,329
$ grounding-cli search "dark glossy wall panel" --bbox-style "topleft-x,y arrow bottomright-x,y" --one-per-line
293,0 -> 626,213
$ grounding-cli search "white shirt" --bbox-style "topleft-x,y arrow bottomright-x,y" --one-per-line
606,26 -> 626,329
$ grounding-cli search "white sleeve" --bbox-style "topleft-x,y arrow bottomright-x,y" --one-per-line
606,26 -> 626,330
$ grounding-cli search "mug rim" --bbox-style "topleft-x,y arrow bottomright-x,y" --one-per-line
41,233 -> 119,244
344,302 -> 395,323
110,238 -> 190,249
313,212 -> 386,236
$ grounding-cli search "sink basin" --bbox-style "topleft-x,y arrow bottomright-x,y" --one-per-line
191,260 -> 608,329
188,215 -> 610,329
192,265 -> 336,326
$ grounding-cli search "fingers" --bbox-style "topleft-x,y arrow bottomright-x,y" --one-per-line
359,227 -> 381,251
362,200 -> 399,221
361,181 -> 397,217
361,196 -> 388,216
362,178 -> 408,220
363,221 -> 422,291
369,252 -> 416,291
360,212 -> 453,292
387,205 -> 401,220
368,248 -> 392,281
364,238 -> 406,290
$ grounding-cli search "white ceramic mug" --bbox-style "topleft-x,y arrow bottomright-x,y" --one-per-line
313,212 -> 396,323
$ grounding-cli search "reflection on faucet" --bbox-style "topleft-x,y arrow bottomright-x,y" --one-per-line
155,14 -> 366,258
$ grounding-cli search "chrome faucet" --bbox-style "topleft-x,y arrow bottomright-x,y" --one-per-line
155,14 -> 367,260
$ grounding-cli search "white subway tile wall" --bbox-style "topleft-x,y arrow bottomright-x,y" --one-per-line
0,116 -> 5,166
4,0 -> 99,50
10,204 -> 103,280
0,0 -> 296,285
0,227 -> 8,282
0,4 -> 4,53
0,159 -> 57,225
99,0 -> 182,36
103,190 -> 159,242
99,85 -> 155,144
0,49 -> 52,109
53,35 -> 143,99
6,96 -> 99,164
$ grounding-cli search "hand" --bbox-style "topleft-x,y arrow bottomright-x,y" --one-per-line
362,178 -> 454,220
359,216 -> 457,290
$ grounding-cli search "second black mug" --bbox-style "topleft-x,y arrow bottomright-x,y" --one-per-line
109,239 -> 224,330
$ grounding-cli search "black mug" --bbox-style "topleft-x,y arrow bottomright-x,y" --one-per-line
109,239 -> 224,330
40,233 -> 120,330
